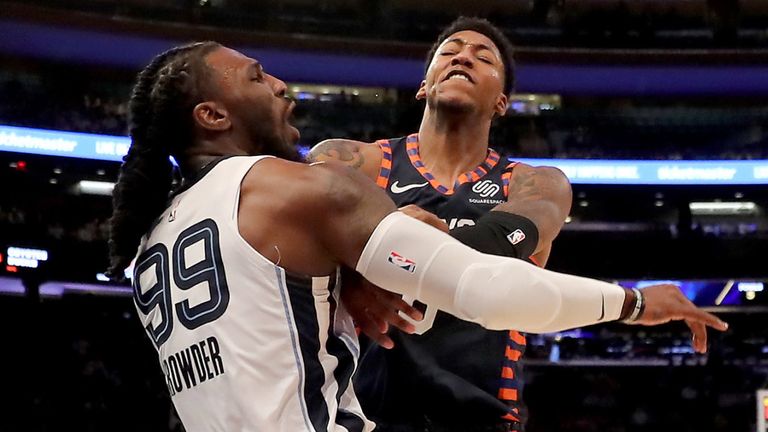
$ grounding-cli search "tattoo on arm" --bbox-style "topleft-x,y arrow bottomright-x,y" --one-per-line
308,140 -> 365,169
507,169 -> 544,202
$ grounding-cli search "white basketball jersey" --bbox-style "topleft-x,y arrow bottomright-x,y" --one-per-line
132,156 -> 374,432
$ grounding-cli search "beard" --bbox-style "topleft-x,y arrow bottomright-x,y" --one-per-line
261,138 -> 300,161
260,131 -> 301,161
273,144 -> 301,162
428,93 -> 475,116
248,116 -> 301,161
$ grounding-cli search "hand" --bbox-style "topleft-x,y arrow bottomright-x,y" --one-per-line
340,269 -> 423,349
398,205 -> 449,233
632,284 -> 729,354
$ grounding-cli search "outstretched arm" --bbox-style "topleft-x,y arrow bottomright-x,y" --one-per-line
239,159 -> 727,347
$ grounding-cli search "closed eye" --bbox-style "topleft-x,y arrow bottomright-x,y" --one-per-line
248,62 -> 265,82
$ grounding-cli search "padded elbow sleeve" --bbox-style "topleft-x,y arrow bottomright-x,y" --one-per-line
356,212 -> 626,333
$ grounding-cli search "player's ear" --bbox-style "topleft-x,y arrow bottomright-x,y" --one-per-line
416,80 -> 427,100
193,101 -> 231,131
493,93 -> 508,118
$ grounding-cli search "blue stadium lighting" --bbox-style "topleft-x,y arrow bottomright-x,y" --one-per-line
2,124 -> 768,185
516,158 -> 768,185
738,282 -> 765,292
0,124 -> 128,162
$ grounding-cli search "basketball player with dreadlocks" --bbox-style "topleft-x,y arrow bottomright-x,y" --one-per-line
309,17 -> 718,432
108,41 -> 727,431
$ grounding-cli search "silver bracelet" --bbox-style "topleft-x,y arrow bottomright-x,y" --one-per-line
622,288 -> 644,323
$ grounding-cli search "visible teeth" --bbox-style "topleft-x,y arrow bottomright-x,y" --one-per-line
448,74 -> 469,81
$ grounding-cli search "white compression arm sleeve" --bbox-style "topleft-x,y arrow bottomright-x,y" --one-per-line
355,212 -> 626,333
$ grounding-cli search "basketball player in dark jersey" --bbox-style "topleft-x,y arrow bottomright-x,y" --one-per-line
110,41 -> 727,432
309,17 -> 717,432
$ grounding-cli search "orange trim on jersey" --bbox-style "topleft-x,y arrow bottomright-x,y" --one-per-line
502,413 -> 521,422
498,388 -> 518,401
505,346 -> 522,361
528,254 -> 542,268
509,330 -> 526,346
376,139 -> 392,189
501,366 -> 515,379
501,161 -> 518,198
405,133 -> 500,196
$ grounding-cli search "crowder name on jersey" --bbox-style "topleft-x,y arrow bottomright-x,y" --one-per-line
162,336 -> 225,397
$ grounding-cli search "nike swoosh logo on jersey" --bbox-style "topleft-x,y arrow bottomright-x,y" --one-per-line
390,180 -> 429,194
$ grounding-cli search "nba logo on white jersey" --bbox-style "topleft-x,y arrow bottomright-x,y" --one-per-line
388,251 -> 416,273
507,229 -> 526,245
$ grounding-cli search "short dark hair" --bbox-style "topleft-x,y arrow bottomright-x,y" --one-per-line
425,17 -> 516,95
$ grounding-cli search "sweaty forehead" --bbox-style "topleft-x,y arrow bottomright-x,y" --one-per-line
204,47 -> 255,79
439,30 -> 501,58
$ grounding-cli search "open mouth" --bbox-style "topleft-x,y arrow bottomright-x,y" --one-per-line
442,69 -> 474,84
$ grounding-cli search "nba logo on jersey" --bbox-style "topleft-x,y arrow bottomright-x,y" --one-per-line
507,229 -> 526,245
388,251 -> 416,273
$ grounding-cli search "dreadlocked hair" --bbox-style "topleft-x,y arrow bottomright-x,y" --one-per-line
107,41 -> 220,279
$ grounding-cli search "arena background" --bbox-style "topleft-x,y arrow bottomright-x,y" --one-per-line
0,1 -> 767,431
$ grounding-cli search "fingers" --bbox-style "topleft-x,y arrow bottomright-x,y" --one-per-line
367,288 -> 422,334
685,320 -> 708,353
640,285 -> 729,331
399,205 -> 449,232
631,285 -> 728,355
385,295 -> 424,322
371,305 -> 417,334
678,301 -> 729,332
382,302 -> 421,333
358,319 -> 395,349
355,293 -> 423,349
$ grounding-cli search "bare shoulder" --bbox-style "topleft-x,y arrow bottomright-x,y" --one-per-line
237,158 -> 386,275
240,157 -> 378,218
508,163 -> 572,201
237,156 -> 395,273
308,138 -> 383,181
514,163 -> 569,183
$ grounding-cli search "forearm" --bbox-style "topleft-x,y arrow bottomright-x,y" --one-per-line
356,212 -> 627,333
499,164 -> 572,255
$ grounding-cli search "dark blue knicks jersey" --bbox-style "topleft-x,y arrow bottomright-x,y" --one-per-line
355,134 -> 529,431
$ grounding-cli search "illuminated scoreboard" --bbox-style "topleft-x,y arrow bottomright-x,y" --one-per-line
759,390 -> 768,432
3,246 -> 49,273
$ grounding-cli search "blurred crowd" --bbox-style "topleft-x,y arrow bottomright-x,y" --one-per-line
0,75 -> 129,136
2,293 -> 764,432
1,71 -> 767,161
23,0 -> 768,48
